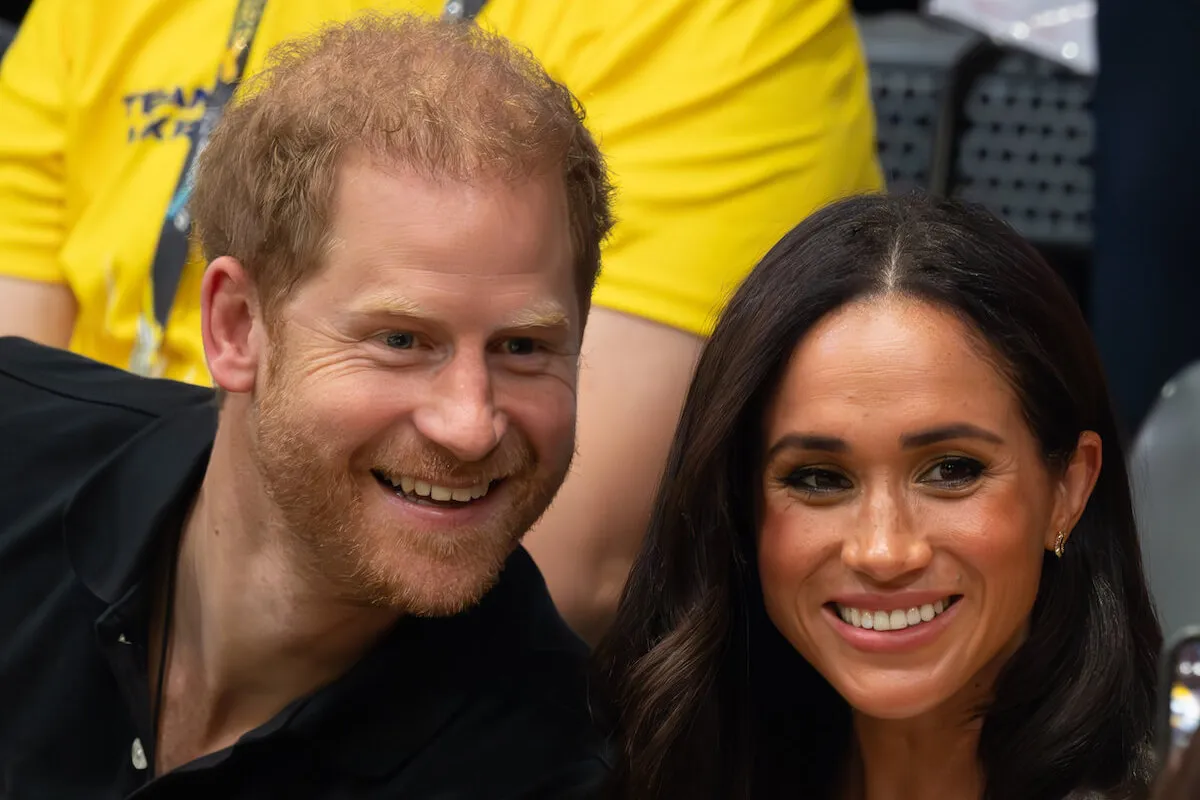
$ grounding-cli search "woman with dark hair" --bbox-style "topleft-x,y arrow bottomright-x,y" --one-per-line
597,193 -> 1162,800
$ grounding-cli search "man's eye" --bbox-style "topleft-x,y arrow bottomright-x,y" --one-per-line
384,332 -> 416,350
503,338 -> 537,356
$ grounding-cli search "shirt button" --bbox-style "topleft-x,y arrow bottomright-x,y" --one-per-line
131,738 -> 148,770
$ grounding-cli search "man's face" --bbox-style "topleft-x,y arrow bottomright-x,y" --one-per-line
249,154 -> 580,616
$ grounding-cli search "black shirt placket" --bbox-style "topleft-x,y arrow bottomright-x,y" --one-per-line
94,584 -> 157,795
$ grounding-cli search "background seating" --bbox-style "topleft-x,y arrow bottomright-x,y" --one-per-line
1131,361 -> 1200,636
860,11 -> 1095,304
0,19 -> 15,57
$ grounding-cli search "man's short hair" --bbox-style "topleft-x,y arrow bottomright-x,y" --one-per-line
191,12 -> 613,318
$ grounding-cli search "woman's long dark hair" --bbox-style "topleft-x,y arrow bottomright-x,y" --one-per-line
595,193 -> 1162,800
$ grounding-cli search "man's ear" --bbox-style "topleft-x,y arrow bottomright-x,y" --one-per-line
1046,430 -> 1104,552
201,256 -> 263,395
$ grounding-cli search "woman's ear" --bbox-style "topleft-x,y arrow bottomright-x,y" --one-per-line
1046,430 -> 1103,551
201,256 -> 262,395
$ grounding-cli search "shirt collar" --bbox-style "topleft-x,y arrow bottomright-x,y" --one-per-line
61,398 -> 579,781
63,401 -> 216,604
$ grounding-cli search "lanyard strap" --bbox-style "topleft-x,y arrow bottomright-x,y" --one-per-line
148,0 -> 268,328
443,0 -> 487,21
148,0 -> 485,335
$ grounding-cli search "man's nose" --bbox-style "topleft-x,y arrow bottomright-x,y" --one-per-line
840,483 -> 932,583
411,352 -> 508,463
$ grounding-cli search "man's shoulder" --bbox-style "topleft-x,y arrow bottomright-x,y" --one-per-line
406,659 -> 610,800
317,549 -> 610,798
416,548 -> 610,796
463,546 -> 597,708
0,338 -> 214,543
0,337 -> 214,420
486,547 -> 587,644
485,553 -> 611,794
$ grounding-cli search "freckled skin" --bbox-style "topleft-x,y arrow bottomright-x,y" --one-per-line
757,297 -> 1091,721
249,154 -> 581,615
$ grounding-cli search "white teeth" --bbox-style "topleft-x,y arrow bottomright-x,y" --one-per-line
450,488 -> 474,502
835,597 -> 956,631
414,480 -> 432,497
430,485 -> 452,502
400,476 -> 416,494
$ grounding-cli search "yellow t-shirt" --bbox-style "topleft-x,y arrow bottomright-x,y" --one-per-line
0,0 -> 881,385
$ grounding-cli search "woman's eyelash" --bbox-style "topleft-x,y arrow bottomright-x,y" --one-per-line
920,456 -> 985,486
776,467 -> 851,494
773,456 -> 988,495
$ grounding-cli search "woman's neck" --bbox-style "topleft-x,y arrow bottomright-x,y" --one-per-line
845,708 -> 983,800
839,629 -> 1026,800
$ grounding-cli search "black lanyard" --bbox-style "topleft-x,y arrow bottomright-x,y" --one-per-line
443,0 -> 487,21
145,0 -> 491,356
147,0 -> 268,332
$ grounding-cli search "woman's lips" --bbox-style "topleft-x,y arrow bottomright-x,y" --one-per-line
824,595 -> 964,653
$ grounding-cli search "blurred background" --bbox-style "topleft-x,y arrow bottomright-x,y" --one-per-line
2,0 -> 1172,428
2,0 -> 1198,632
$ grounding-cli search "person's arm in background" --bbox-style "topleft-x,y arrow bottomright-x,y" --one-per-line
0,277 -> 75,346
0,0 -> 78,347
489,0 -> 884,644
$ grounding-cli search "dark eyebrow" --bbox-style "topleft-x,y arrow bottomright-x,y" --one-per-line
900,423 -> 1005,448
766,423 -> 1004,460
766,434 -> 848,459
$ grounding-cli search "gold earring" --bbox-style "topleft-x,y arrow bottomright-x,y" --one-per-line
1054,530 -> 1066,559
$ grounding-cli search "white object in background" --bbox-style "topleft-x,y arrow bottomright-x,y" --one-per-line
925,0 -> 1096,75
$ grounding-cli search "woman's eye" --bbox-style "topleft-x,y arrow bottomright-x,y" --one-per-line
920,456 -> 984,488
783,468 -> 852,495
384,332 -> 416,350
502,337 -> 537,356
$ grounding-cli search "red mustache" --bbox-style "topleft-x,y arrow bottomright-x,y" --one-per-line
370,434 -> 535,485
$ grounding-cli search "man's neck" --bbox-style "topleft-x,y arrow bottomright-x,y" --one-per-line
152,418 -> 400,774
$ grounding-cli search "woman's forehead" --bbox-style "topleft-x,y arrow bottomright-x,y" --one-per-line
764,298 -> 1024,441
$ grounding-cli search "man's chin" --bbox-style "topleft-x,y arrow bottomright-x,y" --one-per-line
349,545 -> 513,617
404,579 -> 498,618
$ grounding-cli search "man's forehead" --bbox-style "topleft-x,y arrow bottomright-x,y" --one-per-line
352,288 -> 572,329
324,159 -> 576,284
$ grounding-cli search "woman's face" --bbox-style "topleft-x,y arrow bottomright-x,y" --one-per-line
757,297 -> 1099,721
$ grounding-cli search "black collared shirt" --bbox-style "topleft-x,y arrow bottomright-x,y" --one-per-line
0,337 -> 608,799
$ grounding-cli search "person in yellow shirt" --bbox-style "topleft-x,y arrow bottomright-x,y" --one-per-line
0,0 -> 882,642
